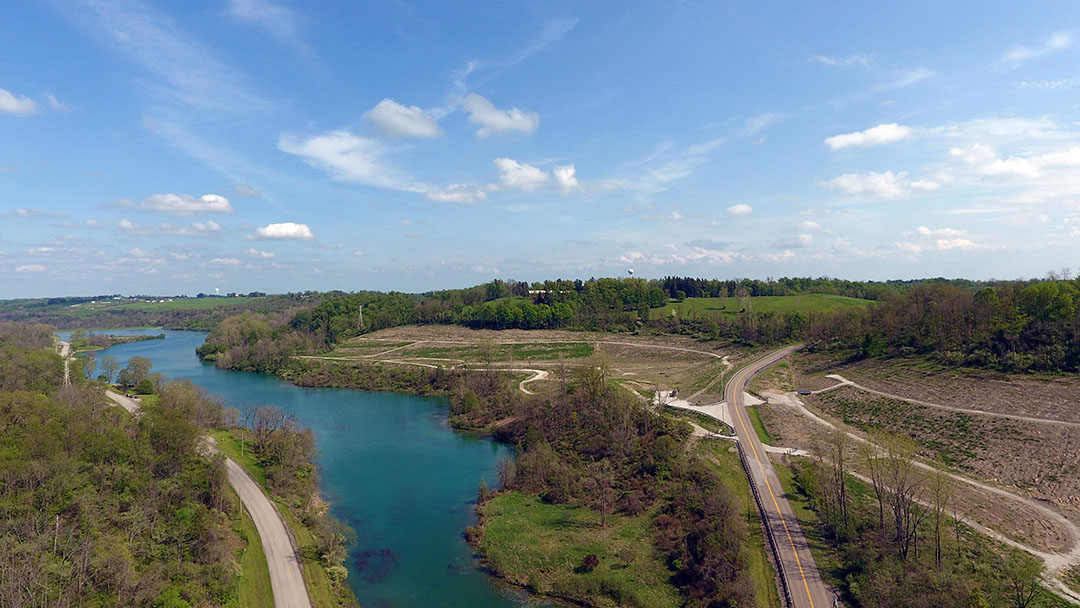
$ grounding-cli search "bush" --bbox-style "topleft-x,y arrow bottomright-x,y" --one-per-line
135,378 -> 156,394
579,553 -> 599,573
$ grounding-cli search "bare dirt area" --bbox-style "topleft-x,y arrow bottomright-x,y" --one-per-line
755,395 -> 1077,555
804,386 -> 1080,509
342,326 -> 748,400
795,352 -> 1080,424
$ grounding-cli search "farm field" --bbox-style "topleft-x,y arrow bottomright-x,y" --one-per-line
649,293 -> 874,320
333,325 -> 747,403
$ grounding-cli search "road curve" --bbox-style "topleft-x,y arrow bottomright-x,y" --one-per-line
103,391 -> 311,608
727,345 -> 834,608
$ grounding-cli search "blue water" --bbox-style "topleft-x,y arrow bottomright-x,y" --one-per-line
69,329 -> 540,607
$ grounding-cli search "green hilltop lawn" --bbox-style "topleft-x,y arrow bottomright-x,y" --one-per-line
650,294 -> 874,320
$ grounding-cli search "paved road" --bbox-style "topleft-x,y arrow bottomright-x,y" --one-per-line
215,441 -> 312,608
102,391 -> 311,608
726,346 -> 834,608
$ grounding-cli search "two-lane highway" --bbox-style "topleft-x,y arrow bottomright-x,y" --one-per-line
727,346 -> 834,608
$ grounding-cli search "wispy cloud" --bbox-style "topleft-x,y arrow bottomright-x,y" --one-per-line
70,0 -> 266,111
226,0 -> 308,52
811,53 -> 871,67
1001,31 -> 1071,65
740,112 -> 785,137
142,193 -> 233,216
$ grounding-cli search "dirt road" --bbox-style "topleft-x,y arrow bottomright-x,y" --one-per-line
727,346 -> 835,608
103,391 -> 311,608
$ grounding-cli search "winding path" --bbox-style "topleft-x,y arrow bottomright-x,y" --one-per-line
61,341 -> 312,608
821,374 -> 1080,429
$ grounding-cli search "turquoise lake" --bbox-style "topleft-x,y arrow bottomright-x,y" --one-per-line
72,329 -> 545,607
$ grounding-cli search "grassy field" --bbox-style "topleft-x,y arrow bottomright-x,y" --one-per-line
650,294 -> 874,320
477,491 -> 683,608
210,429 -> 347,608
696,440 -> 783,608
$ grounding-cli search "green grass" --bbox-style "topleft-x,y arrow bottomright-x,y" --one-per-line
210,429 -> 345,608
232,491 -> 275,608
696,440 -> 783,608
478,491 -> 683,608
651,294 -> 874,320
746,405 -> 774,444
768,458 -> 848,593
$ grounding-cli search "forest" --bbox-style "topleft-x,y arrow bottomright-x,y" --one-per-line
0,339 -> 239,607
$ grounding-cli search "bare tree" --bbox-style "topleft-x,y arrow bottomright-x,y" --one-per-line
583,459 -> 616,527
929,458 -> 953,570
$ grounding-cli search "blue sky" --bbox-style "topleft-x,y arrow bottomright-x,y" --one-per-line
3,1 -> 1080,297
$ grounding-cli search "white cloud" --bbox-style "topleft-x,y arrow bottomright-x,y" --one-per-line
978,157 -> 1040,179
726,204 -> 753,216
245,248 -> 274,259
424,184 -> 486,204
365,99 -> 441,138
142,193 -> 233,216
460,93 -> 539,138
161,220 -> 223,236
800,220 -> 821,230
825,123 -> 914,150
254,222 -> 314,240
1002,32 -> 1071,64
916,226 -> 966,237
825,171 -> 938,200
811,54 -> 871,67
798,233 -> 813,246
209,257 -> 243,266
0,88 -> 36,114
128,248 -> 152,258
492,157 -> 549,191
278,131 -> 408,188
553,164 -> 579,193
15,264 -> 46,273
935,238 -> 980,251
670,211 -> 684,220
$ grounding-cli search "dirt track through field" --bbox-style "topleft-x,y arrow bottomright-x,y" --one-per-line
762,389 -> 1080,601
822,374 -> 1080,429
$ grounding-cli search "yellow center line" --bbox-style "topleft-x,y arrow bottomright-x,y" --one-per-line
731,354 -> 816,608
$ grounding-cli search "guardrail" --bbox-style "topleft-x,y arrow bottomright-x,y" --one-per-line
735,438 -> 794,608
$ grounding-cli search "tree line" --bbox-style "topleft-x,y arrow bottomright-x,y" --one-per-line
808,279 -> 1080,372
